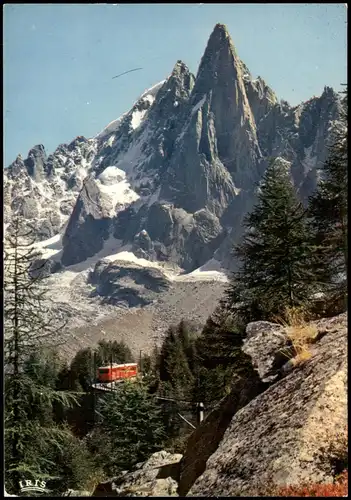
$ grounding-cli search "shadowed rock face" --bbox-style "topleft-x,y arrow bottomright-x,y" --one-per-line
187,314 -> 347,496
24,144 -> 47,181
4,23 -> 341,272
88,259 -> 171,308
178,373 -> 267,497
61,178 -> 112,265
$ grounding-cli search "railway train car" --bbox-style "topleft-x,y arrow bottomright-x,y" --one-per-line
97,363 -> 138,383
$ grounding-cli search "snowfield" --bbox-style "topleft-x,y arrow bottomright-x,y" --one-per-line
36,233 -> 62,260
131,109 -> 148,130
96,166 -> 140,215
139,80 -> 167,101
173,258 -> 228,282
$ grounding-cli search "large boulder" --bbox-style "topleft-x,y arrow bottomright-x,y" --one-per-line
93,451 -> 182,497
242,320 -> 296,383
29,257 -> 62,279
188,313 -> 347,496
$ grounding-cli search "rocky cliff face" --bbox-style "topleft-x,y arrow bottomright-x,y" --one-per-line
4,23 -> 341,274
184,313 -> 347,496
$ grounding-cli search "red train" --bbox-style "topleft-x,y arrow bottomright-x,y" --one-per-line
97,363 -> 138,383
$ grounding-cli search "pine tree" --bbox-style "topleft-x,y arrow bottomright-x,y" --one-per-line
193,306 -> 255,406
155,323 -> 197,440
4,217 -> 78,493
89,381 -> 165,476
69,348 -> 95,392
195,306 -> 245,369
177,320 -> 199,373
139,348 -> 160,394
308,88 -> 348,310
158,325 -> 194,399
225,158 -> 317,321
96,339 -> 134,366
23,347 -> 64,426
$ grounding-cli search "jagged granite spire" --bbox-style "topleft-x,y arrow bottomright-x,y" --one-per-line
4,22 -> 342,273
7,153 -> 27,179
151,60 -> 195,113
24,144 -> 47,181
194,23 -> 245,97
185,22 -> 262,188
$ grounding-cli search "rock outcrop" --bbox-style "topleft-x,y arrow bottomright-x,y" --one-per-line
93,451 -> 182,497
178,373 -> 267,496
4,137 -> 97,240
188,313 -> 347,496
24,144 -> 47,181
61,177 -> 112,265
242,320 -> 296,383
89,259 -> 171,308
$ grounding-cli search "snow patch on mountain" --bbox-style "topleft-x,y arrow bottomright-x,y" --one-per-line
302,145 -> 317,172
112,128 -> 154,187
174,271 -> 228,283
97,246 -> 228,283
95,166 -> 140,216
36,233 -> 63,260
94,81 -> 166,142
173,258 -> 228,283
35,231 -> 227,286
131,109 -> 148,130
104,250 -> 167,269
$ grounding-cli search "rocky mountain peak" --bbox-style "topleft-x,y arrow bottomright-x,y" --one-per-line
172,60 -> 190,75
26,144 -> 46,163
322,85 -> 337,98
24,144 -> 47,181
190,22 -> 261,188
165,59 -> 195,97
195,22 -> 240,91
67,135 -> 89,151
7,154 -> 26,179
4,22 -> 342,275
210,23 -> 232,46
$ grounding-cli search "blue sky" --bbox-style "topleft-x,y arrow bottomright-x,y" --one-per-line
4,3 -> 347,167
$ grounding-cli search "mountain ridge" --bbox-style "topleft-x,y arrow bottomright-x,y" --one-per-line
4,23 -> 341,277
